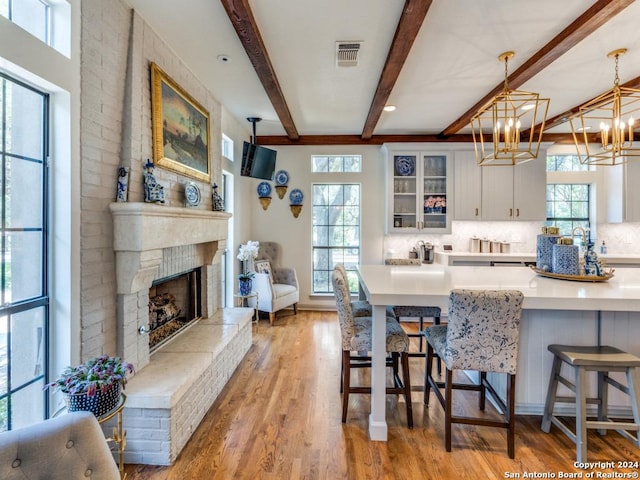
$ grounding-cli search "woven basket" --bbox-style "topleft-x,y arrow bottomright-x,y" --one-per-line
65,381 -> 121,417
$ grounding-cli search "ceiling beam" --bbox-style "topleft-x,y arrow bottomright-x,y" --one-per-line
541,75 -> 640,131
360,0 -> 433,140
220,0 -> 299,140
256,132 -> 578,146
441,0 -> 635,137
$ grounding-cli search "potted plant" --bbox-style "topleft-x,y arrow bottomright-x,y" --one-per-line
237,240 -> 260,295
45,355 -> 134,417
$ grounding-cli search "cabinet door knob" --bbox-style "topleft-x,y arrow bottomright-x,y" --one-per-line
509,208 -> 513,217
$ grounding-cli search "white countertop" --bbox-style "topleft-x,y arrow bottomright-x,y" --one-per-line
435,251 -> 640,265
357,264 -> 640,312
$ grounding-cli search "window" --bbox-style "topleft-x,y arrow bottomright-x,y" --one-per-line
546,184 -> 590,241
221,133 -> 233,161
1,0 -> 50,45
311,155 -> 361,173
312,184 -> 360,294
0,73 -> 49,431
547,154 -> 589,172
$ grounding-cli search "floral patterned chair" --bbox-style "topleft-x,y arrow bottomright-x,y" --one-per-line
249,242 -> 299,325
332,267 -> 413,428
423,289 -> 524,458
334,263 -> 395,318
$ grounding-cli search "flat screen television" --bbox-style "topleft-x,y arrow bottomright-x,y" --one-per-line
241,141 -> 277,180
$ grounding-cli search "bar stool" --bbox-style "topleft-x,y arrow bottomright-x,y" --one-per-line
541,344 -> 640,463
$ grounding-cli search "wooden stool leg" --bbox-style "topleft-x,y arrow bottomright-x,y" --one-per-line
445,368 -> 453,452
479,371 -> 487,410
401,352 -> 413,428
597,370 -> 608,436
542,354 -> 562,433
435,316 -> 442,376
424,343 -> 434,406
575,365 -> 588,463
342,351 -> 350,423
507,373 -> 516,459
627,367 -> 640,447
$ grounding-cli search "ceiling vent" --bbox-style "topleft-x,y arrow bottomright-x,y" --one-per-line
336,41 -> 362,67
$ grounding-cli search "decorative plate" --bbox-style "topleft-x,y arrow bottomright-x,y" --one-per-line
275,170 -> 289,186
184,182 -> 201,207
257,181 -> 272,198
289,188 -> 304,205
395,156 -> 415,176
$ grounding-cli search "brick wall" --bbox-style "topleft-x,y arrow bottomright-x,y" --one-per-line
79,1 -> 223,361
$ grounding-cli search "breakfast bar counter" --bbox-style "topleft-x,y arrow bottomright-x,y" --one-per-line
357,264 -> 640,441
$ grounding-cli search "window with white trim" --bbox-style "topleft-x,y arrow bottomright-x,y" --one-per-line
311,155 -> 361,173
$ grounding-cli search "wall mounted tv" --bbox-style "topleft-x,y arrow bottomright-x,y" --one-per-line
241,141 -> 277,180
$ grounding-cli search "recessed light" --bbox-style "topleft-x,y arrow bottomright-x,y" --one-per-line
521,104 -> 535,111
577,126 -> 592,132
383,105 -> 396,112
217,54 -> 231,63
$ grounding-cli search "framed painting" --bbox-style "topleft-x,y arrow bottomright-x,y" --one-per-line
150,62 -> 211,183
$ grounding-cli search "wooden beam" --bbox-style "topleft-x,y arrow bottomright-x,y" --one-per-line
256,132 -> 577,146
361,0 -> 433,140
542,75 -> 640,131
220,0 -> 299,140
441,0 -> 635,136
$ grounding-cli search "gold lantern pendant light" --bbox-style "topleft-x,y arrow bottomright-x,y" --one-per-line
569,48 -> 640,166
471,51 -> 550,166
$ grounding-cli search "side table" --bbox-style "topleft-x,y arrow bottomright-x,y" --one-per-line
99,393 -> 127,480
235,291 -> 259,326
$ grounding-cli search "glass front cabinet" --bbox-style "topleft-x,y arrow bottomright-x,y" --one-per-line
385,148 -> 452,233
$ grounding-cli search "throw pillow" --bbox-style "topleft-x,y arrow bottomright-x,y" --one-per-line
254,260 -> 274,283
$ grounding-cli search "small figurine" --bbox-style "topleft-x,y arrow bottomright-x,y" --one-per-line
212,183 -> 224,211
116,166 -> 129,202
584,241 -> 602,276
143,159 -> 165,204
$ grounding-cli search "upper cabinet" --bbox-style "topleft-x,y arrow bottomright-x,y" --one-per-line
454,149 -> 547,221
385,148 -> 452,233
624,161 -> 640,222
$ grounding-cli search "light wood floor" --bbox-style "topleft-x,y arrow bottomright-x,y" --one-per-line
124,310 -> 640,480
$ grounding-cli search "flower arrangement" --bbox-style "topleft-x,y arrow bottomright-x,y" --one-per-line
45,355 -> 135,396
237,240 -> 260,262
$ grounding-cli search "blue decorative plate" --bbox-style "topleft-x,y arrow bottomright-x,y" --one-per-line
257,181 -> 272,198
289,188 -> 304,205
275,170 -> 289,186
395,156 -> 415,176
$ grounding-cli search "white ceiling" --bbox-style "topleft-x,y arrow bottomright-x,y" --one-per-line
124,0 -> 640,138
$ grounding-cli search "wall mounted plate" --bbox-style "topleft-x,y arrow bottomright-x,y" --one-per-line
185,182 -> 201,207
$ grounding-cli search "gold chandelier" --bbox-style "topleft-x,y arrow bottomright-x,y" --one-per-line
470,51 -> 550,166
569,48 -> 640,166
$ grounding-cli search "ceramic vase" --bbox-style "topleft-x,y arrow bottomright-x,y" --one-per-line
239,278 -> 252,296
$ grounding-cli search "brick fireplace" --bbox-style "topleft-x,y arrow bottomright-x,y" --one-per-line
109,202 -> 253,465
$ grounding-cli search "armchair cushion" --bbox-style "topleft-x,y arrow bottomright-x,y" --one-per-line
254,260 -> 274,283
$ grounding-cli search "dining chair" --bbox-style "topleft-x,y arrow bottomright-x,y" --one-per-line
332,267 -> 413,428
334,263 -> 395,318
424,289 -> 524,458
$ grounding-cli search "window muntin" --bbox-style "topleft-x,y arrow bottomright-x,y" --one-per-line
311,155 -> 361,173
0,73 -> 49,432
546,184 -> 590,242
312,184 -> 360,294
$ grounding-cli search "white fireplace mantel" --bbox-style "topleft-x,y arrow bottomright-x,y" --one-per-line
110,202 -> 231,294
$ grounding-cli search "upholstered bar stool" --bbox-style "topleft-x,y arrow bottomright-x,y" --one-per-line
541,344 -> 640,463
334,263 -> 395,318
384,259 -> 442,365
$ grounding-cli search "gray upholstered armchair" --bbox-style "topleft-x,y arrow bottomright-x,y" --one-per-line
0,411 -> 120,479
249,241 -> 299,325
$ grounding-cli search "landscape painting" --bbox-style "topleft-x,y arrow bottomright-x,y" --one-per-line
151,62 -> 211,183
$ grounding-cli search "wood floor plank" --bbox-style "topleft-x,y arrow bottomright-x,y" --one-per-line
124,311 -> 640,479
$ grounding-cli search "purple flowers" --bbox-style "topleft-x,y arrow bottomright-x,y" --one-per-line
45,355 -> 135,396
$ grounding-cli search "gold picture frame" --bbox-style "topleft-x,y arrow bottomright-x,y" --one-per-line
150,62 -> 211,183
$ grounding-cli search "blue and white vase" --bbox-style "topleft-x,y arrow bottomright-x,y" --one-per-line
552,244 -> 580,275
536,234 -> 559,271
239,278 -> 252,296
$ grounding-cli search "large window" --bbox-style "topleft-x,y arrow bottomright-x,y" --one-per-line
0,73 -> 49,431
312,184 -> 360,294
0,0 -> 50,45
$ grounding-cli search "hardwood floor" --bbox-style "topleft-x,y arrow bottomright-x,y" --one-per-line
124,311 -> 640,479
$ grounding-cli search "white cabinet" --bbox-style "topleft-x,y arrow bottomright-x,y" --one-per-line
386,149 -> 452,233
454,149 -> 546,221
481,153 -> 547,221
624,161 -> 640,222
453,150 -> 482,220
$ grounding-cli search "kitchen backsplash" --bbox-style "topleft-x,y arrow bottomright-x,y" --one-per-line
384,221 -> 640,258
